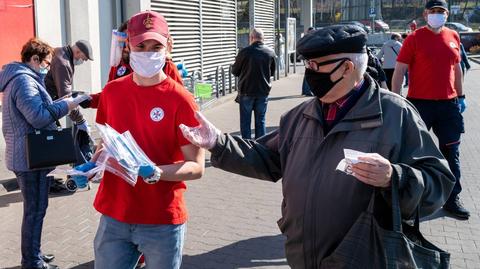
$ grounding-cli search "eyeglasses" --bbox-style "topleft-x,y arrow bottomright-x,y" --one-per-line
42,59 -> 51,67
303,57 -> 349,72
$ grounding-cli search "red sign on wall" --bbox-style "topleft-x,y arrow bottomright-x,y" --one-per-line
0,0 -> 36,67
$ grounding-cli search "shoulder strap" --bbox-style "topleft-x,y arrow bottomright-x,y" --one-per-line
390,46 -> 398,56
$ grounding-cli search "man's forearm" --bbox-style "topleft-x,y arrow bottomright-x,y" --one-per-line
69,108 -> 85,124
455,63 -> 463,96
391,63 -> 408,94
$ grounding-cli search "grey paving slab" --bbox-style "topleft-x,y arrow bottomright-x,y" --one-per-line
0,64 -> 479,269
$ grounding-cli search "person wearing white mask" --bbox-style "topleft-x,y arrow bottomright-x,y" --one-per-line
88,11 -> 204,269
392,0 -> 470,220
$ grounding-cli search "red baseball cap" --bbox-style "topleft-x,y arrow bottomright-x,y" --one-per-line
128,11 -> 169,47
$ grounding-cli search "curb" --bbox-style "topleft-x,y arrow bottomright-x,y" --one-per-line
0,177 -> 18,195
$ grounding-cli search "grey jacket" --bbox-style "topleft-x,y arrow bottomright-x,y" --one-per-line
210,76 -> 455,268
44,46 -> 84,124
377,39 -> 402,69
0,62 -> 69,172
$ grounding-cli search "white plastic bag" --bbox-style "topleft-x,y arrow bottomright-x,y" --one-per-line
95,123 -> 156,186
109,30 -> 127,67
48,124 -> 156,187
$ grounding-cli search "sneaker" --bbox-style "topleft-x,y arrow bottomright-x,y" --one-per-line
41,253 -> 55,263
443,197 -> 470,220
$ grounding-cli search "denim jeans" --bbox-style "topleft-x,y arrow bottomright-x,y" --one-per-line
15,169 -> 52,268
94,215 -> 186,269
239,95 -> 268,139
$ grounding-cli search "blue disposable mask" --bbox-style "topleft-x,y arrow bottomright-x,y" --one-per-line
74,59 -> 84,66
427,14 -> 447,29
39,67 -> 49,75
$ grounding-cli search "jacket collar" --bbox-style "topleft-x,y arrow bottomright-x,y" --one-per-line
251,41 -> 264,47
302,75 -> 383,131
66,45 -> 75,68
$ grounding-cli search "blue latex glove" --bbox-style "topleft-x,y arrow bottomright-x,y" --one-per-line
75,161 -> 96,172
458,96 -> 467,113
72,162 -> 96,188
138,165 -> 155,178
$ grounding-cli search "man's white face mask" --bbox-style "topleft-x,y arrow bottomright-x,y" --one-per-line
427,13 -> 447,29
129,51 -> 166,78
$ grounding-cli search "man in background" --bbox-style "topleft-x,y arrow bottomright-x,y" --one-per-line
232,28 -> 276,139
392,0 -> 469,219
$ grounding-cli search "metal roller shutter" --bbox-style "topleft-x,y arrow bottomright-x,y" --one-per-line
151,0 -> 237,80
253,0 -> 275,50
201,0 -> 237,78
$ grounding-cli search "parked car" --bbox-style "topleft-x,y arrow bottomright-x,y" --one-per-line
338,21 -> 372,33
388,20 -> 409,31
360,19 -> 390,32
445,22 -> 473,33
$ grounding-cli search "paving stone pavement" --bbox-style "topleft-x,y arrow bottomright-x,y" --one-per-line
1,65 -> 479,269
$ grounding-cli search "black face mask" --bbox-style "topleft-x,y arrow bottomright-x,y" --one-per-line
305,59 -> 346,98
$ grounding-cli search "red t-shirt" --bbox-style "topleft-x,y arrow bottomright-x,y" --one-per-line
397,27 -> 461,100
94,74 -> 199,224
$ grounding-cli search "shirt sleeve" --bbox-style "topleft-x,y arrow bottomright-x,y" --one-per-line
175,90 -> 199,147
108,66 -> 116,82
396,34 -> 415,65
95,88 -> 108,125
454,33 -> 461,64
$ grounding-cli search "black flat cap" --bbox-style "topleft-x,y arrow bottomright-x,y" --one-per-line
75,40 -> 94,61
425,0 -> 448,10
297,25 -> 367,60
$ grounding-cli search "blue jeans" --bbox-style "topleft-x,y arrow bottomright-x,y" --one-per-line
15,169 -> 52,268
409,98 -> 464,201
94,215 -> 186,269
239,95 -> 268,139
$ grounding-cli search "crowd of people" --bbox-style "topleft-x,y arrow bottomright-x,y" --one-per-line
0,0 -> 473,268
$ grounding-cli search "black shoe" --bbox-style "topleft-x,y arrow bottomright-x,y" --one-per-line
41,254 -> 55,263
443,197 -> 470,220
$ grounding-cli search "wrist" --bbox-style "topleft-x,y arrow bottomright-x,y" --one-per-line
143,167 -> 162,184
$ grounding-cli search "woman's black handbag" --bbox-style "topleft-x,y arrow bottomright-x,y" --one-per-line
25,107 -> 77,169
320,175 -> 450,269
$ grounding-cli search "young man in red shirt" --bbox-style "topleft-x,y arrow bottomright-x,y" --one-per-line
92,11 -> 205,268
392,0 -> 469,219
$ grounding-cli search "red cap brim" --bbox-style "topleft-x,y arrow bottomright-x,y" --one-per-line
129,32 -> 167,47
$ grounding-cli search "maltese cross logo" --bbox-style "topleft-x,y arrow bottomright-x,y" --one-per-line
150,107 -> 164,122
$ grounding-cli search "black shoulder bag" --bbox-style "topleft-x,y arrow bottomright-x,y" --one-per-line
25,106 -> 77,169
320,174 -> 450,269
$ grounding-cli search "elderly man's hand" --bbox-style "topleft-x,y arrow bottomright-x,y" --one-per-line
351,153 -> 392,188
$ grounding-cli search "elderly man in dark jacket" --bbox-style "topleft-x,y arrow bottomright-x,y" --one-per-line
180,25 -> 455,268
232,28 -> 276,139
44,40 -> 93,133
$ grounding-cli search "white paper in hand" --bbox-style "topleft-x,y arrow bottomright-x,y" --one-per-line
336,149 -> 372,175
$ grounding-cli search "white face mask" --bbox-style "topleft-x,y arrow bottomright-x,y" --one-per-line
74,59 -> 84,66
427,13 -> 447,29
129,51 -> 166,78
